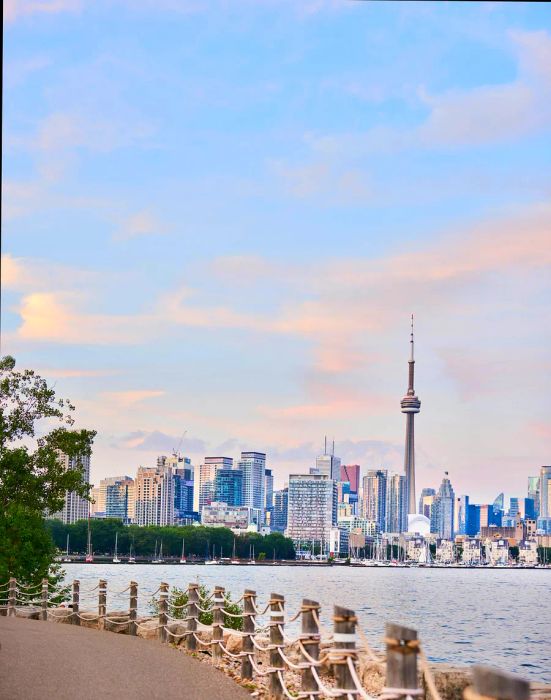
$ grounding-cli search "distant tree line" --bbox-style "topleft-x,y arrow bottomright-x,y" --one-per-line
45,518 -> 296,560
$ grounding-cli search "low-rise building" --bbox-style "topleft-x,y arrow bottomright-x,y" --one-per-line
201,501 -> 253,531
462,538 -> 482,565
486,538 -> 509,565
518,539 -> 538,566
435,539 -> 454,564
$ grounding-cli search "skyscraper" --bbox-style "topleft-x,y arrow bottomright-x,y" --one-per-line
418,488 -> 436,518
340,465 -> 360,494
401,316 -> 421,517
105,476 -> 135,523
273,487 -> 289,532
430,472 -> 455,539
215,469 -> 243,507
528,476 -> 540,517
286,474 -> 337,544
316,439 -> 341,481
540,466 -> 551,518
238,451 -> 266,524
264,468 -> 274,510
385,473 -> 407,533
135,464 -> 175,526
198,457 -> 233,512
361,470 -> 387,532
54,453 -> 91,524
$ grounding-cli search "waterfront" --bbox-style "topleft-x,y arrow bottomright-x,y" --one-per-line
65,564 -> 551,683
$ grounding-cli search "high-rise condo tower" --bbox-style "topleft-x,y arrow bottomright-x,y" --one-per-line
401,315 -> 421,516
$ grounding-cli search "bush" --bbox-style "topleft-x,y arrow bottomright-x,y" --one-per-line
151,585 -> 243,631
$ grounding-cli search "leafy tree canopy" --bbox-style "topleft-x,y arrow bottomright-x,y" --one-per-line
0,356 -> 96,583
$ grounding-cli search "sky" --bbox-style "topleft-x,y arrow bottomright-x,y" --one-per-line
2,0 -> 551,504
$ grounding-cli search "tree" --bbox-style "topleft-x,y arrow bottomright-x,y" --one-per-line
0,356 -> 96,584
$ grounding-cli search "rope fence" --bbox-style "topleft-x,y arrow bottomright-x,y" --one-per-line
0,577 -> 533,700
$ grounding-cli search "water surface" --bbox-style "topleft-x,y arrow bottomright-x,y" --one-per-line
65,564 -> 551,683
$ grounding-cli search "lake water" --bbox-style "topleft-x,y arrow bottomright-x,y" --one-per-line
64,564 -> 551,683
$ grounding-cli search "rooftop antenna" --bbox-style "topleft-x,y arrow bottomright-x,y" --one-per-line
324,435 -> 327,455
332,439 -> 335,456
410,313 -> 414,362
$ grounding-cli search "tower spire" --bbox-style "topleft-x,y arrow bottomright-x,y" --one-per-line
410,313 -> 414,362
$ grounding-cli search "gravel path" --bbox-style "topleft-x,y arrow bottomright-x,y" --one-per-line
0,616 -> 250,699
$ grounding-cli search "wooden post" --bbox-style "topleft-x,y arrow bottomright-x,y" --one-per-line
98,579 -> 107,629
186,582 -> 199,651
333,604 -> 358,699
241,589 -> 256,680
72,580 -> 80,626
385,623 -> 419,700
159,582 -> 169,642
8,578 -> 17,617
41,579 -> 49,621
129,581 -> 138,636
212,585 -> 225,663
301,598 -> 320,694
468,666 -> 530,700
269,592 -> 285,699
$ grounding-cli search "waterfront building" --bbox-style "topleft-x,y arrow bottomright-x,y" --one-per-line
454,495 -> 469,535
480,515 -> 524,544
430,473 -> 455,539
345,517 -> 378,538
272,487 -> 288,532
361,470 -> 387,532
540,466 -> 551,518
401,316 -> 421,522
215,469 -> 243,507
528,476 -> 540,517
386,473 -> 407,533
405,537 -> 427,563
462,538 -> 482,565
286,474 -> 337,545
525,518 -> 537,538
52,453 -> 91,524
135,464 -> 174,526
201,502 -> 253,531
418,488 -> 435,518
199,457 -> 233,512
105,476 -> 135,523
518,539 -> 538,566
264,468 -> 274,510
238,451 -> 266,524
486,538 -> 509,565
90,486 -> 102,516
316,439 -> 341,481
329,527 -> 349,557
435,539 -> 455,564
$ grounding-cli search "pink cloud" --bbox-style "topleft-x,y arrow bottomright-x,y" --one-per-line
4,0 -> 80,23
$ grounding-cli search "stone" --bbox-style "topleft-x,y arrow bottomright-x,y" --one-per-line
48,608 -> 74,624
135,617 -> 160,640
103,612 -> 130,634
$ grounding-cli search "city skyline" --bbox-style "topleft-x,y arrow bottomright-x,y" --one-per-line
3,2 -> 551,502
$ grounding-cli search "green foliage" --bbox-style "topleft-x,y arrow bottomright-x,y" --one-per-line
44,519 -> 296,560
151,585 -> 243,631
0,356 -> 96,585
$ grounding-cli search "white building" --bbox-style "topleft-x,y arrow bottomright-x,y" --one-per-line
54,453 -> 91,524
518,539 -> 538,566
135,465 -> 174,526
286,474 -> 337,544
386,473 -> 407,533
435,539 -> 454,564
198,457 -> 233,512
238,452 -> 266,525
201,502 -> 253,531
486,538 -> 509,565
462,538 -> 482,565
315,449 -> 341,481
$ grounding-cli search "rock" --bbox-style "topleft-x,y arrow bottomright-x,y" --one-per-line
166,622 -> 188,645
223,632 -> 242,655
15,608 -> 41,620
48,608 -> 74,624
135,617 -> 160,640
78,611 -> 100,629
359,659 -> 386,695
426,664 -> 471,700
103,612 -> 130,634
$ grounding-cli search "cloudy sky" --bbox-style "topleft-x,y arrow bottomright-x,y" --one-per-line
3,0 -> 551,502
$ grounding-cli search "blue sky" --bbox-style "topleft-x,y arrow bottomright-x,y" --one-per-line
3,0 -> 551,502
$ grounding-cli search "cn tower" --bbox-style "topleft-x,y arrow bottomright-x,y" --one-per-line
401,315 -> 421,516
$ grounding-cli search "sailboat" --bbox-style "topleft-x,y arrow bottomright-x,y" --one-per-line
85,518 -> 93,563
231,538 -> 239,564
153,539 -> 164,564
112,532 -> 121,564
62,534 -> 72,563
179,538 -> 187,564
205,542 -> 219,565
248,544 -> 256,565
128,542 -> 136,564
